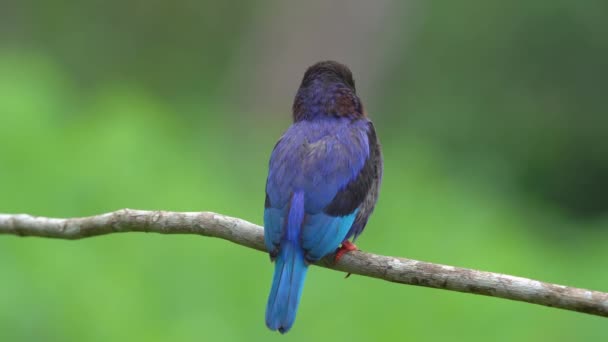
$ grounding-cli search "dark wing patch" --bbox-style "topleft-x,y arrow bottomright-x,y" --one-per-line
323,122 -> 377,217
346,121 -> 383,240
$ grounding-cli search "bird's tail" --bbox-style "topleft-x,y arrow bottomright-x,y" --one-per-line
265,191 -> 308,334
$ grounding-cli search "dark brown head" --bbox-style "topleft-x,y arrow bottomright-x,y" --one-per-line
293,61 -> 364,122
300,61 -> 356,91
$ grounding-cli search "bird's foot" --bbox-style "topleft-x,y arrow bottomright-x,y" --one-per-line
334,240 -> 358,264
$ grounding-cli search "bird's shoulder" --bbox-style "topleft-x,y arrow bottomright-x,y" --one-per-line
271,118 -> 370,164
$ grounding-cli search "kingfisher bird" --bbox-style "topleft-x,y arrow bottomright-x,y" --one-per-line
263,60 -> 383,333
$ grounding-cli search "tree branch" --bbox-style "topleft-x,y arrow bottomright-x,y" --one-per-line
1,209 -> 606,317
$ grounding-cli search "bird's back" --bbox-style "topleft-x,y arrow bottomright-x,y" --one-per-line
265,117 -> 371,215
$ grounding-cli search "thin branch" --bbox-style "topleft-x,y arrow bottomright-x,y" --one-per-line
1,209 -> 607,317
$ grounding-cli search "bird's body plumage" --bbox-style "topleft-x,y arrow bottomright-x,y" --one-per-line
264,61 -> 383,333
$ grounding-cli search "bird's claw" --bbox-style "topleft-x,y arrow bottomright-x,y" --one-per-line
334,240 -> 358,264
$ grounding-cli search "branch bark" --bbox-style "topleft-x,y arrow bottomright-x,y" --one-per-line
1,209 -> 606,317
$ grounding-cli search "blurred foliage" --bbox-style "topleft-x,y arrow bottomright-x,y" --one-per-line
1,1 -> 608,341
383,0 -> 608,218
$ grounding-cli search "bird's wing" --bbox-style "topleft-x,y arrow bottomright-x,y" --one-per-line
264,120 -> 375,261
345,121 -> 383,241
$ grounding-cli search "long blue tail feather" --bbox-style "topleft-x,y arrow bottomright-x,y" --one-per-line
265,191 -> 308,333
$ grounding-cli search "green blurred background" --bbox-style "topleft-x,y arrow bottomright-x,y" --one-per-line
1,1 -> 607,341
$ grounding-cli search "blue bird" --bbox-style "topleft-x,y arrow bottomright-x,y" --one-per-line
263,61 -> 383,333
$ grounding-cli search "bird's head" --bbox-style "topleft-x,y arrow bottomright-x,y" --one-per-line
293,61 -> 364,122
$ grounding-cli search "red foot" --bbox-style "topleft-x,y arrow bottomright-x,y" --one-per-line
334,240 -> 358,263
